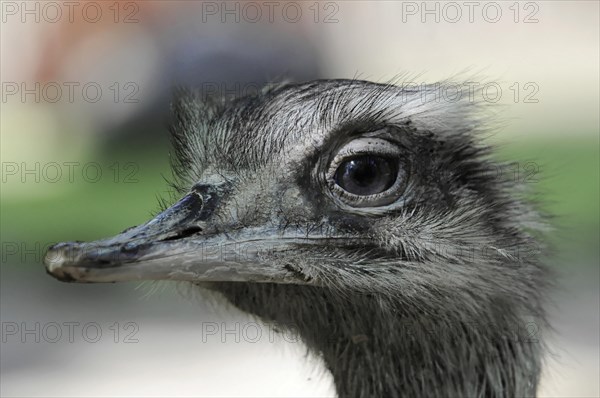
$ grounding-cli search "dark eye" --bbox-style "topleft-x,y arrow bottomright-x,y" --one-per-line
334,156 -> 398,196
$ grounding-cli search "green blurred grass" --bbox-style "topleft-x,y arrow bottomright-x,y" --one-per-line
1,137 -> 598,267
1,148 -> 171,244
503,139 -> 599,227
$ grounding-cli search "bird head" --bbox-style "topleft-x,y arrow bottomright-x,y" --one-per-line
44,79 -> 543,302
43,79 -> 549,397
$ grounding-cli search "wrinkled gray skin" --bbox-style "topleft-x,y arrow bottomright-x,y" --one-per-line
45,80 -> 550,398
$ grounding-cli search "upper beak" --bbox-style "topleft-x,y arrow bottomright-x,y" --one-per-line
43,191 -> 309,284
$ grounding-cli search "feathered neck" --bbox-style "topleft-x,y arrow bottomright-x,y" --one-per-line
214,283 -> 543,398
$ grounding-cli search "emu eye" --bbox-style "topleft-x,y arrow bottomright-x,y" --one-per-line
326,137 -> 408,208
334,156 -> 398,196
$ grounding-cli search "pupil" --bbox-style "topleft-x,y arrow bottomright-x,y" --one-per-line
334,156 -> 397,196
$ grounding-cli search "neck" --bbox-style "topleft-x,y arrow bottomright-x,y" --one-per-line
215,283 -> 542,398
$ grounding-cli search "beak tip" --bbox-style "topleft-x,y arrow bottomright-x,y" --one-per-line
44,266 -> 77,283
43,242 -> 80,283
43,243 -> 66,269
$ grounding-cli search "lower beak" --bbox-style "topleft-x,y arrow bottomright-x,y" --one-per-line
43,192 -> 308,284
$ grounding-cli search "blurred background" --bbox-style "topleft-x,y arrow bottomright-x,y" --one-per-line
1,1 -> 598,396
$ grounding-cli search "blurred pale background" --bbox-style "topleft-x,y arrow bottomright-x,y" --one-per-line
1,1 -> 598,397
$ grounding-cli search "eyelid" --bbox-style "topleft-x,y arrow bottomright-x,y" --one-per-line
334,138 -> 400,158
329,138 -> 401,174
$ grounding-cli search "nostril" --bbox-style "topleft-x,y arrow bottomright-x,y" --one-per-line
181,226 -> 203,235
160,226 -> 203,242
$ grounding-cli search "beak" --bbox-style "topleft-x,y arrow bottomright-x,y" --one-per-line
43,191 -> 309,284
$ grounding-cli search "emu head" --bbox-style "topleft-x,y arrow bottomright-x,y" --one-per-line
44,80 -> 548,397
44,79 -> 544,294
